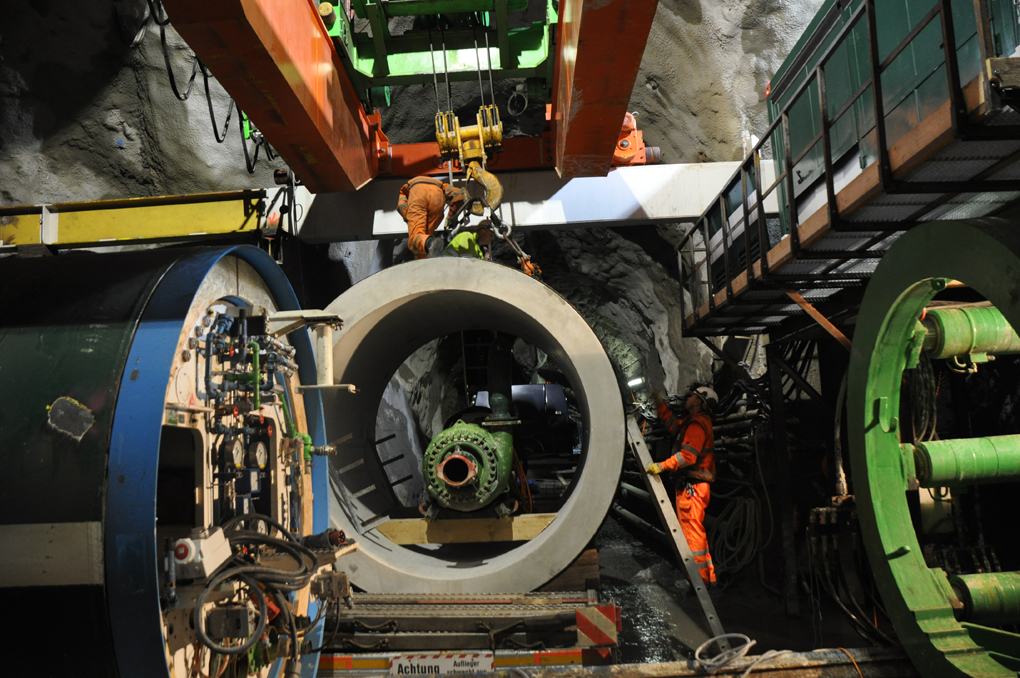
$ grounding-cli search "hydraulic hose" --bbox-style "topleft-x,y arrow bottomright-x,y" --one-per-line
193,513 -> 319,655
193,572 -> 268,655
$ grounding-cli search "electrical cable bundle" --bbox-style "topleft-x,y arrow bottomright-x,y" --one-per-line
145,0 -> 279,176
805,526 -> 897,647
706,424 -> 776,576
146,0 -> 199,101
238,104 -> 278,174
708,490 -> 763,573
509,450 -> 533,513
694,634 -> 791,677
202,62 -> 234,144
910,353 -> 940,442
194,513 -> 318,672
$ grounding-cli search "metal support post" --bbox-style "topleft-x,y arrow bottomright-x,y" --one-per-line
780,112 -> 801,256
702,217 -> 717,312
817,65 -> 839,230
765,344 -> 800,617
719,196 -> 734,300
782,287 -> 853,351
938,0 -> 966,136
741,164 -> 754,283
865,0 -> 892,190
753,150 -> 770,280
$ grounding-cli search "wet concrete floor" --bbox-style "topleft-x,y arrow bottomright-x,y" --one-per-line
593,515 -> 866,664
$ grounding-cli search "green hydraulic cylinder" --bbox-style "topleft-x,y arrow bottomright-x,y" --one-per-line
910,435 -> 1020,486
950,572 -> 1020,624
922,307 -> 1020,359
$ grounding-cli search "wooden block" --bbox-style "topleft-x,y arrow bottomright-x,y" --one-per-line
538,549 -> 600,593
374,513 -> 556,545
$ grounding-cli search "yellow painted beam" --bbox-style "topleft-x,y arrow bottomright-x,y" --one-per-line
0,213 -> 41,246
0,191 -> 264,247
375,513 -> 556,545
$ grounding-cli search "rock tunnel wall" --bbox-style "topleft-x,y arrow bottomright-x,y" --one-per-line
0,0 -> 818,401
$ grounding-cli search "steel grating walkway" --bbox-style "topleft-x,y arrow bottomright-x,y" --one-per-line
679,0 -> 1020,340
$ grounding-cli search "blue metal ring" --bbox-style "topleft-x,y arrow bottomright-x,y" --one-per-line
104,246 -> 326,678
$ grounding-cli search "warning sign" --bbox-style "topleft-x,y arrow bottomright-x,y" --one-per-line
389,653 -> 494,676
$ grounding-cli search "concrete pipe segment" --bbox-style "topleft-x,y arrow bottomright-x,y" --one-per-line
321,258 -> 624,593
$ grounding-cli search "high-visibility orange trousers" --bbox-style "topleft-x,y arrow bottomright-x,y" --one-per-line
676,481 -> 717,584
406,183 -> 447,257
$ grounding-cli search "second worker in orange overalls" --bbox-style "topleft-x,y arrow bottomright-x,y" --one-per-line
396,176 -> 467,259
646,386 -> 719,585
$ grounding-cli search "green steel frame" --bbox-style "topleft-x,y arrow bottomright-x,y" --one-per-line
848,218 -> 1020,677
323,0 -> 556,104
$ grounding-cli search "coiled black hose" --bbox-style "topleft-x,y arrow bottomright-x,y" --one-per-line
194,514 -> 318,658
193,572 -> 268,655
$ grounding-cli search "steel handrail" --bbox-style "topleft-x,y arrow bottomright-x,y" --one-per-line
681,0 -> 970,331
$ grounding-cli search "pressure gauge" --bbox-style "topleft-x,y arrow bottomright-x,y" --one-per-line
248,440 -> 268,469
228,437 -> 245,470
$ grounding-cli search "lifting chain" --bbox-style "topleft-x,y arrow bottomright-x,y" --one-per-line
444,199 -> 541,279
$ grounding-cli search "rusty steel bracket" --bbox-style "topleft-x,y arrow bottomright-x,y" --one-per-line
782,287 -> 853,351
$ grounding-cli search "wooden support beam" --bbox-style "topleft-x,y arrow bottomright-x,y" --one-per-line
538,549 -> 600,592
375,513 -> 556,544
782,287 -> 852,351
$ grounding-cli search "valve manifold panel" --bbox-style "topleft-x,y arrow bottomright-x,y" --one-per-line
0,246 -> 325,678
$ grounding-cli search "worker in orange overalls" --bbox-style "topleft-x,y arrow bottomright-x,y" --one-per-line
646,386 -> 719,585
396,176 -> 466,259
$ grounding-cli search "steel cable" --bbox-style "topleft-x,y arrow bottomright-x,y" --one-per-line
147,0 -> 199,101
201,62 -> 234,143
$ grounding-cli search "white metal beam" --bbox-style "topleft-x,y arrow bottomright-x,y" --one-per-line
297,162 -> 777,242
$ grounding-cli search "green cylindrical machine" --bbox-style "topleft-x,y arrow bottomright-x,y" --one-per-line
423,420 -> 514,513
911,435 -> 1020,486
921,307 -> 1020,358
951,573 -> 1020,625
848,219 -> 1020,678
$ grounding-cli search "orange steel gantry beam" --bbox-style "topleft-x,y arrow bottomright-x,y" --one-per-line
163,0 -> 376,193
551,0 -> 659,177
164,0 -> 657,190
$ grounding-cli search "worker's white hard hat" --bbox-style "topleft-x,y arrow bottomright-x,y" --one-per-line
692,386 -> 719,412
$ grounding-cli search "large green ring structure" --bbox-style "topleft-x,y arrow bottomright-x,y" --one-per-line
849,218 -> 1020,677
